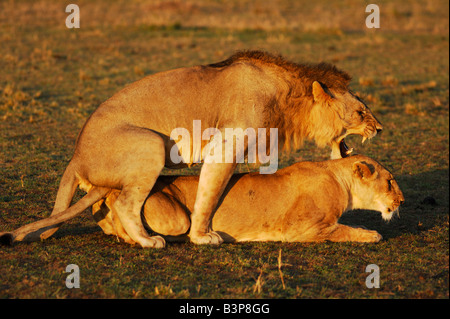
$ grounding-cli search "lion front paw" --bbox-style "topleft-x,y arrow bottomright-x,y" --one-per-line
137,235 -> 166,248
190,231 -> 224,245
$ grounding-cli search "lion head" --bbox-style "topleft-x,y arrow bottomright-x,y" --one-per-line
310,81 -> 383,159
225,51 -> 384,159
349,156 -> 404,221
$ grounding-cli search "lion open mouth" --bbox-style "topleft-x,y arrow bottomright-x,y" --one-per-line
339,139 -> 353,158
339,135 -> 370,158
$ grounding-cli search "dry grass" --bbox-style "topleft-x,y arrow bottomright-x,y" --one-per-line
253,269 -> 265,294
278,249 -> 286,290
0,0 -> 448,33
0,0 -> 448,300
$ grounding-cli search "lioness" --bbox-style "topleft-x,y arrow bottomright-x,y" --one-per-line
0,155 -> 403,245
93,155 -> 403,243
5,51 -> 383,247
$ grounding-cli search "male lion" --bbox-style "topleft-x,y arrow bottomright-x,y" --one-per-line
3,51 -> 382,247
0,155 -> 403,245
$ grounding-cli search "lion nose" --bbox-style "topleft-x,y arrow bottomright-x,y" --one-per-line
399,194 -> 405,205
375,123 -> 383,134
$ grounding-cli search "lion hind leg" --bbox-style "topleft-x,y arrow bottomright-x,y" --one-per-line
110,203 -> 136,245
102,128 -> 167,248
325,224 -> 382,243
112,186 -> 165,248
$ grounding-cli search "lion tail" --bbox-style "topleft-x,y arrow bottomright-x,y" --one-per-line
38,162 -> 80,239
0,181 -> 110,246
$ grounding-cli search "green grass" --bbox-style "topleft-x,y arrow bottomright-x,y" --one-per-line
0,0 -> 448,299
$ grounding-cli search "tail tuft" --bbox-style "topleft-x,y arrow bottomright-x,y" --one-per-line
0,232 -> 14,246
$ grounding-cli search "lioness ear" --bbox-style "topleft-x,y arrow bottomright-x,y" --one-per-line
312,81 -> 332,103
353,161 -> 377,180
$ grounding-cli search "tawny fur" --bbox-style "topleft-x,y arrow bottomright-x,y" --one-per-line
94,155 -> 404,243
1,51 -> 383,248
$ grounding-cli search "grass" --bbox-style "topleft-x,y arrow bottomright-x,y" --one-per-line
0,0 -> 448,299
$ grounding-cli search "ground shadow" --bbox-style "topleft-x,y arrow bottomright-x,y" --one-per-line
52,224 -> 101,239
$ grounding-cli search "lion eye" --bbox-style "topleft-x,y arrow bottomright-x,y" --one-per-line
357,110 -> 365,116
387,179 -> 392,190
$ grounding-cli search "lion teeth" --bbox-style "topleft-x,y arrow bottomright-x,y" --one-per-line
362,136 -> 367,144
346,148 -> 353,155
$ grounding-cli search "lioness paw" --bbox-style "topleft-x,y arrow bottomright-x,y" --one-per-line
372,232 -> 383,243
362,230 -> 383,243
190,231 -> 224,245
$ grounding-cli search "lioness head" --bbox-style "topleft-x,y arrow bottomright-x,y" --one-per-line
349,156 -> 404,221
311,81 -> 383,159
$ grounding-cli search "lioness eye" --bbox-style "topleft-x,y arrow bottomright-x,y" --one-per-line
387,179 -> 392,190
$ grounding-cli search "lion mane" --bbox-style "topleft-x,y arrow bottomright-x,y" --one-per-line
208,50 -> 353,150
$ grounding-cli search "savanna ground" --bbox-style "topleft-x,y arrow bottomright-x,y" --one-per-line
0,0 -> 448,300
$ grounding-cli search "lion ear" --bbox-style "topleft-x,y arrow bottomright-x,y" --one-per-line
312,81 -> 345,119
312,81 -> 332,103
353,161 -> 378,180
